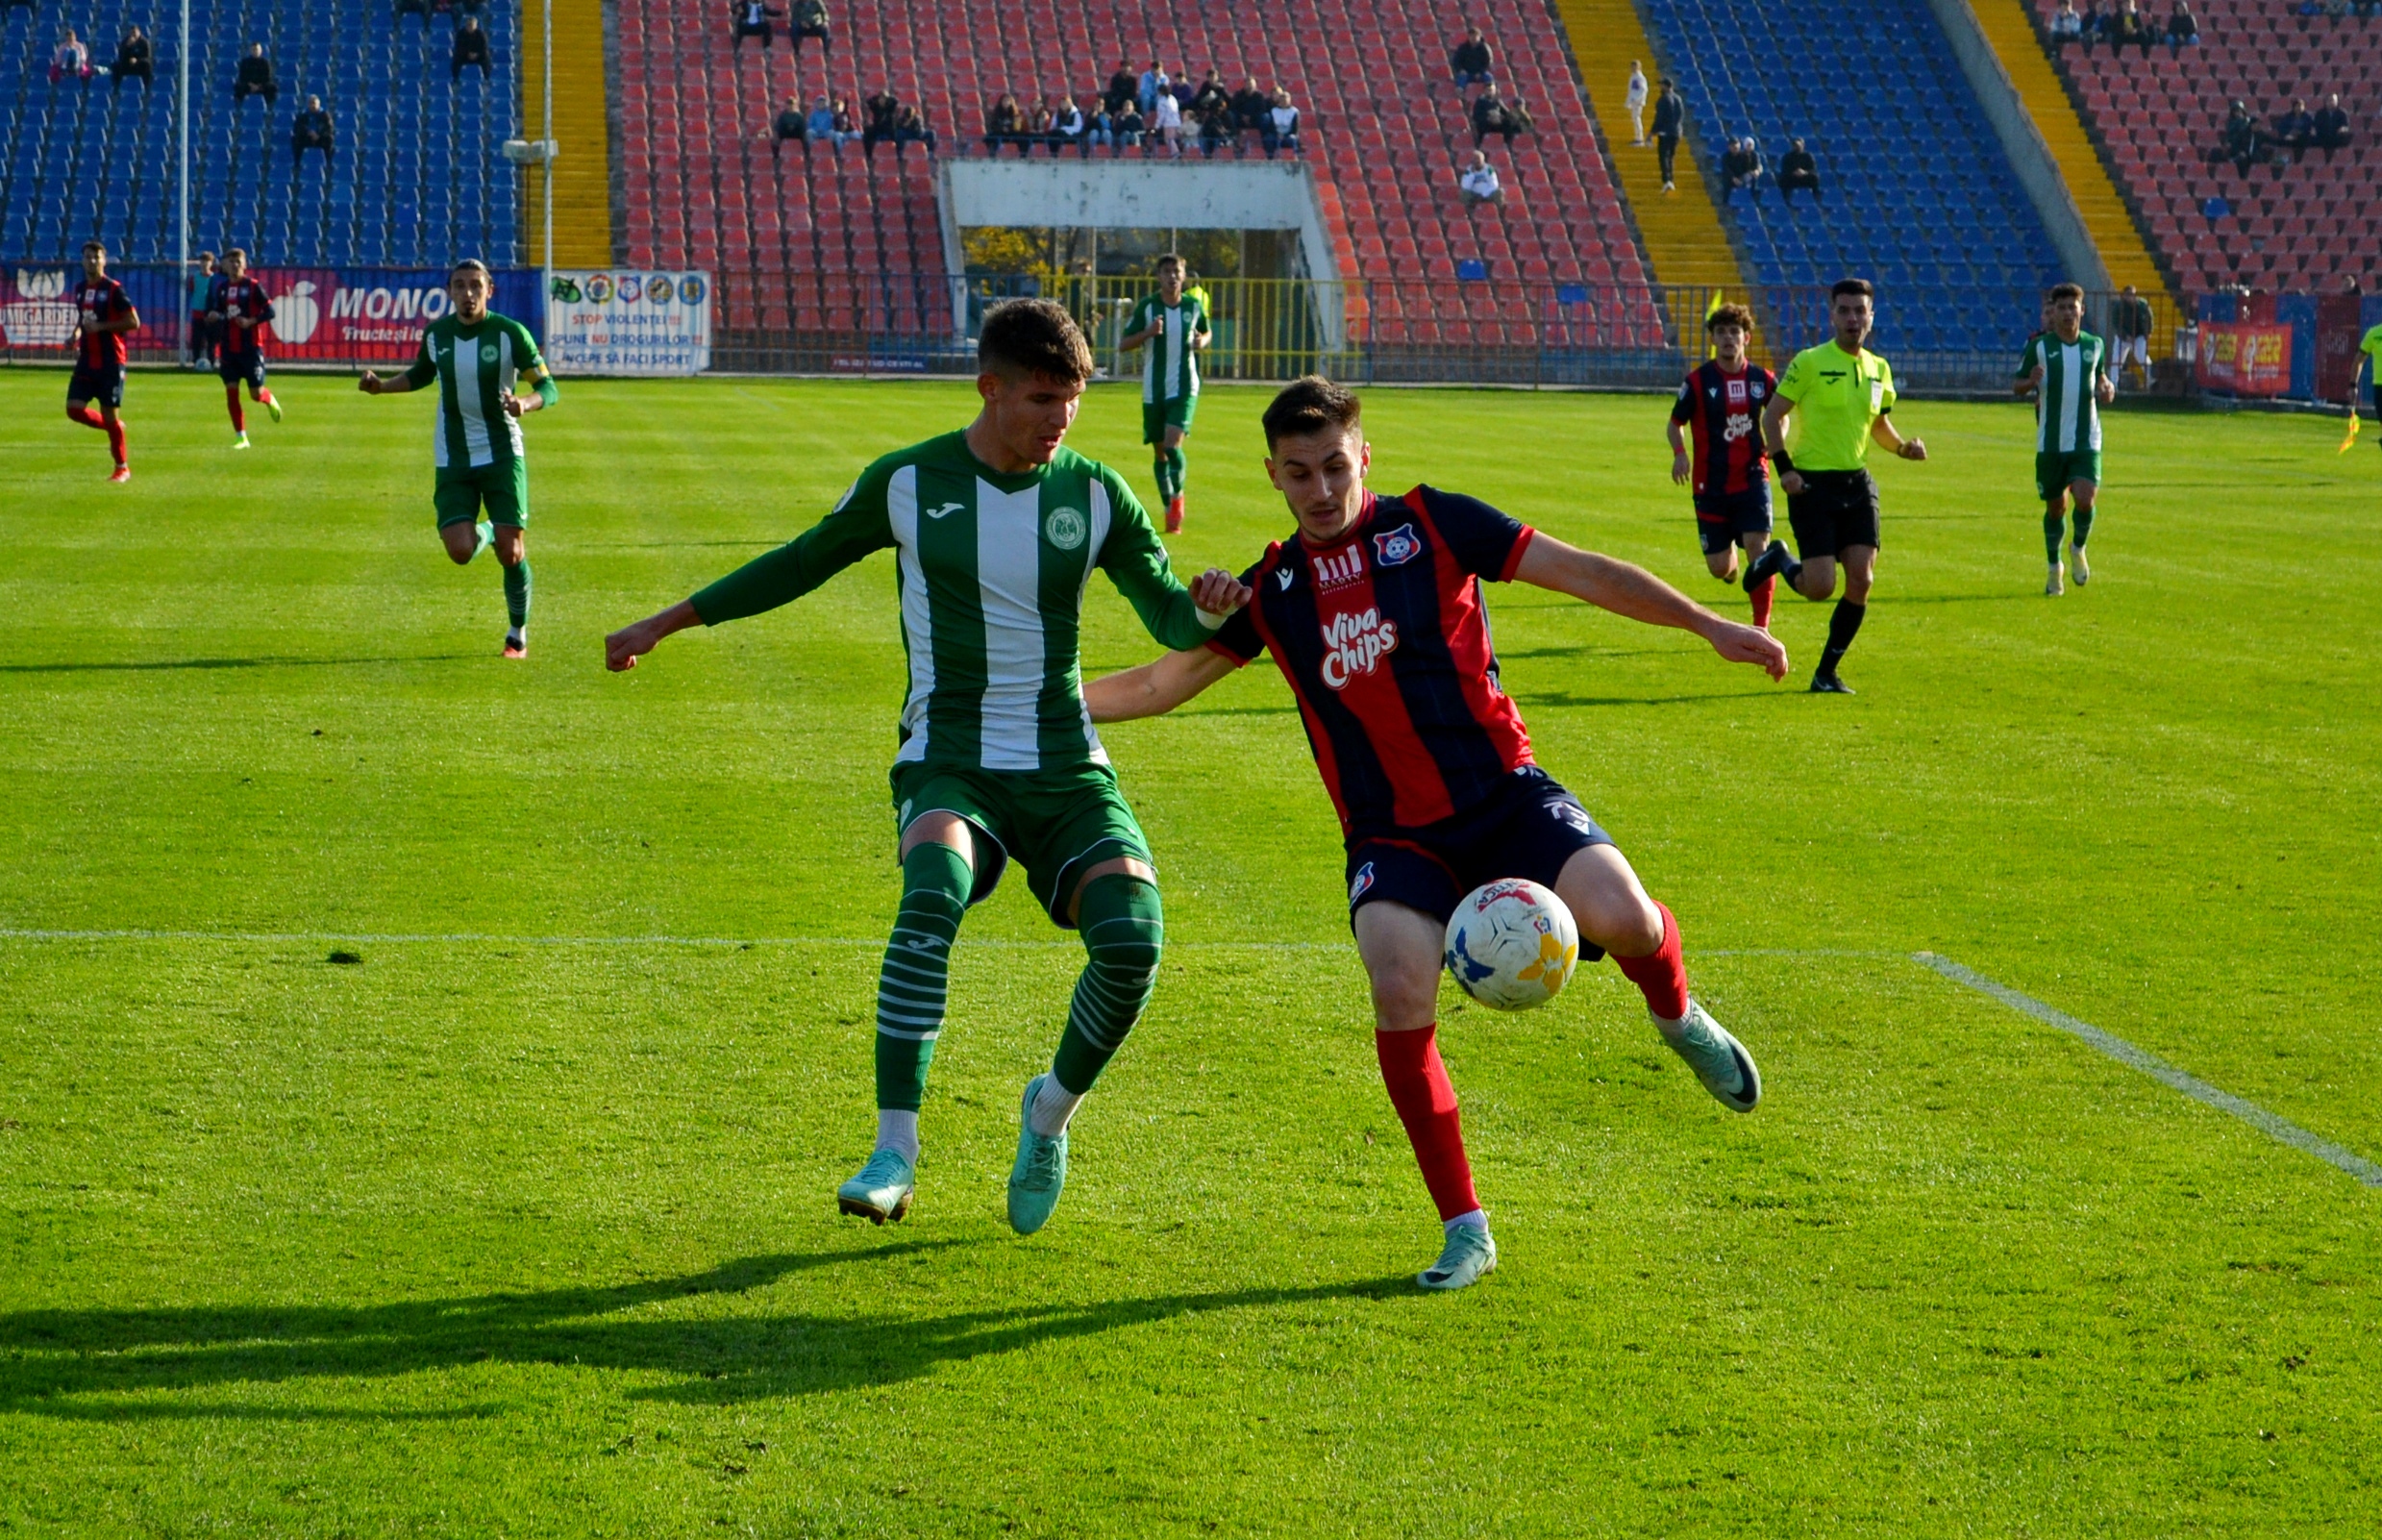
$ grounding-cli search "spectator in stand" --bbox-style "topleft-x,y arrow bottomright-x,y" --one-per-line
805,94 -> 839,144
1153,85 -> 1184,156
2214,99 -> 2271,175
1053,94 -> 1087,157
1190,69 -> 1228,119
1625,60 -> 1648,144
983,91 -> 1022,157
1104,62 -> 1137,117
831,95 -> 857,143
1457,149 -> 1501,209
186,252 -> 217,368
233,41 -> 276,102
1471,82 -> 1524,148
2312,92 -> 2351,159
1197,96 -> 1233,158
396,0 -> 432,27
860,86 -> 900,160
48,28 -> 92,84
772,92 -> 807,153
291,94 -> 335,163
1138,61 -> 1167,115
2165,2 -> 2198,53
892,103 -> 936,161
1778,137 -> 1821,204
1264,88 -> 1301,158
790,0 -> 831,64
2274,97 -> 2317,158
1231,77 -> 1270,153
2111,1 -> 2149,56
731,1 -> 783,54
1651,78 -> 1684,191
2050,1 -> 2083,41
2078,0 -> 2106,52
1452,25 -> 1494,91
1112,98 -> 1146,154
1025,93 -> 1055,155
1086,102 -> 1114,154
451,18 -> 491,81
2110,283 -> 2153,387
1723,137 -> 1766,202
110,26 -> 152,90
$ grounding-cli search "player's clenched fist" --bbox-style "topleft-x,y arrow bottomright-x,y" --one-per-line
1191,565 -> 1250,617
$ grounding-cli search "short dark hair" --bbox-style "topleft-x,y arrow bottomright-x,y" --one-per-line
1262,375 -> 1362,448
2047,281 -> 2085,304
450,258 -> 492,280
979,298 -> 1096,384
81,238 -> 106,255
224,246 -> 247,263
1706,301 -> 1755,333
1154,253 -> 1185,275
1830,277 -> 1874,302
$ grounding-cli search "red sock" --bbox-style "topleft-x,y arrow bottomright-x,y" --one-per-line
1614,902 -> 1689,1021
1750,574 -> 1775,629
106,418 -> 127,464
1375,1025 -> 1481,1222
226,385 -> 245,432
67,404 -> 104,431
256,386 -> 276,407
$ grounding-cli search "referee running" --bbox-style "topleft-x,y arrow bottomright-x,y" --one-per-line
1745,278 -> 1927,694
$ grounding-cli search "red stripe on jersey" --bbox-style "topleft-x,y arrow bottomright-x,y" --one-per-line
1241,553 -> 1354,833
76,280 -> 131,369
1402,489 -> 1535,778
1303,518 -> 1454,828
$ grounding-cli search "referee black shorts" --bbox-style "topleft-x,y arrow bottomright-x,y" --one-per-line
1786,468 -> 1881,559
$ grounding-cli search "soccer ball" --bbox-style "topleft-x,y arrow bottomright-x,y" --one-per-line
1443,879 -> 1580,1011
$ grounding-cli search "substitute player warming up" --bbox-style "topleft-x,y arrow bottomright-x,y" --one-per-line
66,240 -> 137,483
2015,283 -> 2115,596
359,260 -> 556,658
1745,278 -> 1927,694
1085,377 -> 1785,1291
605,301 -> 1241,1236
1667,301 -> 1780,628
1119,254 -> 1209,533
211,248 -> 284,449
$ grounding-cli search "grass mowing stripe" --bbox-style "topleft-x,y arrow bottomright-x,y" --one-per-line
1916,951 -> 2382,1187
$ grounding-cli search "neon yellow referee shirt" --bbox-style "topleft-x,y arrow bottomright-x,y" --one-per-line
1776,341 -> 1898,471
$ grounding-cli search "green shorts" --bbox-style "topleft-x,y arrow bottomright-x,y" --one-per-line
891,759 -> 1153,929
434,460 -> 530,529
1142,395 -> 1198,444
2035,449 -> 2101,502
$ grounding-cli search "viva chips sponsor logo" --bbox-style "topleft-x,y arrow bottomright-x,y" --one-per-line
1319,607 -> 1398,690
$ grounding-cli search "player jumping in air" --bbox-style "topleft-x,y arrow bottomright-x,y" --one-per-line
359,260 -> 555,658
604,300 -> 1241,1236
2015,283 -> 2115,596
67,240 -> 137,484
1667,302 -> 1780,629
1083,376 -> 1784,1291
1118,254 -> 1209,534
211,248 -> 284,449
1743,278 -> 1928,694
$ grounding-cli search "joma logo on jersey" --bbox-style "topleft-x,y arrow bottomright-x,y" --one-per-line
1318,607 -> 1398,690
1372,524 -> 1423,566
1311,544 -> 1365,590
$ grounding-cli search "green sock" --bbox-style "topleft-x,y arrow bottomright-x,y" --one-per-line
2043,512 -> 2065,565
874,841 -> 971,1112
474,519 -> 493,560
503,559 -> 531,630
1051,873 -> 1164,1095
2071,505 -> 2096,550
1166,446 -> 1188,499
1153,454 -> 1176,502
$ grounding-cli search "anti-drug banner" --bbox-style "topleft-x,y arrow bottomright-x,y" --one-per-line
2195,321 -> 2293,396
544,269 -> 711,375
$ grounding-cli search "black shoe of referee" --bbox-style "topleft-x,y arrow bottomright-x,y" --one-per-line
1808,671 -> 1854,695
1744,540 -> 1798,593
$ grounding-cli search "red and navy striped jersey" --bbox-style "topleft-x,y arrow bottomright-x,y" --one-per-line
1670,360 -> 1775,497
75,278 -> 133,369
218,279 -> 276,360
1207,485 -> 1537,838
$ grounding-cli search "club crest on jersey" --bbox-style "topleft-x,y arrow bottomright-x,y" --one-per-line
1372,524 -> 1423,567
480,343 -> 499,363
1045,507 -> 1086,550
1349,861 -> 1377,904
1311,543 -> 1365,590
1319,607 -> 1398,689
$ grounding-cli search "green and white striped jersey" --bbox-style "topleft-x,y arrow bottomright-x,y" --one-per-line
400,311 -> 546,469
1129,291 -> 1206,403
2016,329 -> 2109,454
689,431 -> 1221,773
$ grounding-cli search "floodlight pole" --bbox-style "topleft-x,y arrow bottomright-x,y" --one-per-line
176,0 -> 189,296
541,0 -> 554,298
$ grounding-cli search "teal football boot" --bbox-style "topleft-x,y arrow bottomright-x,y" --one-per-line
1005,1074 -> 1068,1235
1660,1000 -> 1762,1112
835,1148 -> 915,1225
1417,1225 -> 1498,1290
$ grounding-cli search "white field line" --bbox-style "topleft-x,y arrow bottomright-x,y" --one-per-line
1915,952 -> 2382,1188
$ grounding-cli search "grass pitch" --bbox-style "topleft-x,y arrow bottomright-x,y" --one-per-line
1,368 -> 2377,1537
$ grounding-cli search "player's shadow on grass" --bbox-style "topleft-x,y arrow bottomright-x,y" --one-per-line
0,1241 -> 1408,1417
1520,688 -> 1792,708
0,654 -> 477,674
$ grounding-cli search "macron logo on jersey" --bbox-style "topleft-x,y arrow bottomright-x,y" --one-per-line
1373,524 -> 1423,567
1319,607 -> 1398,690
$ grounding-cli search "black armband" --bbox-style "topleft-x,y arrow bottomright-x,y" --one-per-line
1770,450 -> 1793,474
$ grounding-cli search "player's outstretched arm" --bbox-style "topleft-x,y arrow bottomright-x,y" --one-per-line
607,600 -> 701,671
1514,534 -> 1789,680
1083,645 -> 1239,723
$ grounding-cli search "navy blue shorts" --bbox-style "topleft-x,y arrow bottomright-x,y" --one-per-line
1346,765 -> 1613,956
67,361 -> 124,409
218,354 -> 267,390
1694,484 -> 1774,555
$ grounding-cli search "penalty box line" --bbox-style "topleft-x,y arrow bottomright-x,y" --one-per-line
1916,952 -> 2382,1188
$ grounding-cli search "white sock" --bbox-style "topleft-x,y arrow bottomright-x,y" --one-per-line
875,1108 -> 919,1165
1445,1208 -> 1489,1235
507,624 -> 526,643
1028,1076 -> 1083,1138
1651,1002 -> 1690,1038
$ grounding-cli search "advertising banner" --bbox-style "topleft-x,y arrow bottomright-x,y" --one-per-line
543,269 -> 711,375
2195,321 -> 2293,396
2315,295 -> 2366,403
2,262 -> 182,357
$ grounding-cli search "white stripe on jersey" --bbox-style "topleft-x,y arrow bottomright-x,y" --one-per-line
888,465 -> 937,764
1073,481 -> 1117,761
2056,341 -> 2083,454
457,334 -> 493,466
1163,307 -> 1184,400
497,328 -> 526,460
433,362 -> 450,467
974,479 -> 1049,771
